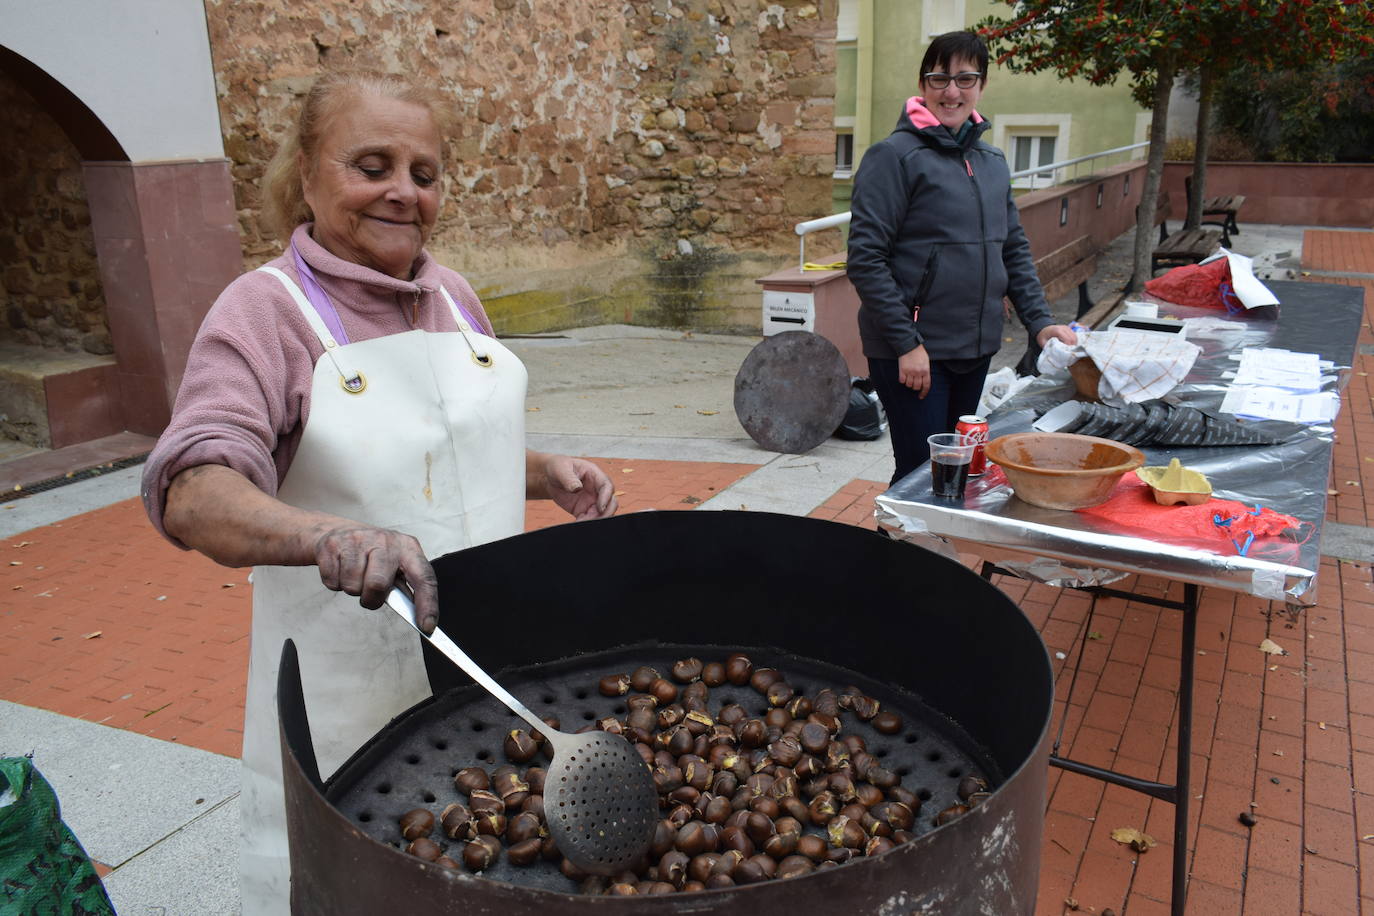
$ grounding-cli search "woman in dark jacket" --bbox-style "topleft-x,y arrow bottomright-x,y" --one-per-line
847,30 -> 1075,485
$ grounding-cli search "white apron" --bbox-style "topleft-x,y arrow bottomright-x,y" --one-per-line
238,268 -> 527,915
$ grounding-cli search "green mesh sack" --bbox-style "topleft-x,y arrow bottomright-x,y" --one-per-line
0,756 -> 115,916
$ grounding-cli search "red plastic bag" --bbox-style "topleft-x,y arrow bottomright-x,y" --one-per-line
1143,258 -> 1243,312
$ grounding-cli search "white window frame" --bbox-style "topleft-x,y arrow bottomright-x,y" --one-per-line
923,0 -> 967,39
834,128 -> 855,179
991,113 -> 1071,189
836,0 -> 858,42
1009,135 -> 1058,189
1133,111 -> 1153,147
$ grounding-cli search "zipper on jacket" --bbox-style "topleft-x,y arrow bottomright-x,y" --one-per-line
913,247 -> 940,323
967,157 -> 987,354
411,289 -> 421,326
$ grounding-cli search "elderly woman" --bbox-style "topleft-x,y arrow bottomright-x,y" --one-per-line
141,71 -> 615,912
847,30 -> 1076,486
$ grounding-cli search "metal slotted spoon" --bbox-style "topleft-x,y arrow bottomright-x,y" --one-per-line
386,588 -> 658,874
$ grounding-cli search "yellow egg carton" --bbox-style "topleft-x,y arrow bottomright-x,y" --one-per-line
1136,458 -> 1212,506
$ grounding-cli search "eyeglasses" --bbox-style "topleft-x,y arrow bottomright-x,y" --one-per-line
922,71 -> 982,90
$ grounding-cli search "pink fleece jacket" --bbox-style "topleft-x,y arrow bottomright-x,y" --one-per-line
141,224 -> 494,546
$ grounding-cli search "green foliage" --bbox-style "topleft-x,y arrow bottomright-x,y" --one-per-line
978,0 -> 1374,106
1214,56 -> 1374,161
1165,132 -> 1256,162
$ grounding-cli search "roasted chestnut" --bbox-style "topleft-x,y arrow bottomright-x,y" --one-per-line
503,729 -> 540,763
871,710 -> 904,735
847,695 -> 882,721
957,774 -> 990,801
934,802 -> 971,826
749,667 -> 781,693
796,833 -> 827,862
826,814 -> 865,849
807,791 -> 839,826
466,787 -> 504,816
398,807 -> 434,841
440,802 -> 476,840
453,766 -> 489,794
687,851 -> 720,883
702,661 -> 727,687
648,678 -> 680,704
599,673 -> 631,696
630,666 -> 661,692
407,836 -> 443,861
475,811 -> 507,837
671,657 -> 704,683
812,688 -> 840,717
865,836 -> 896,857
777,854 -> 813,878
506,836 -> 541,866
506,810 -> 543,844
659,849 -> 690,888
724,653 -> 753,685
461,835 -> 501,871
765,681 -> 795,708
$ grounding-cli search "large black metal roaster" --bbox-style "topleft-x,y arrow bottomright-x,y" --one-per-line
278,510 -> 1055,914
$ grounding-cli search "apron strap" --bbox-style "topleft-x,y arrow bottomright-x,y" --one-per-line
258,266 -> 366,392
439,287 -> 494,368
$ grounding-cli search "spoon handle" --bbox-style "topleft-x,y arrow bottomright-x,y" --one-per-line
386,587 -> 552,737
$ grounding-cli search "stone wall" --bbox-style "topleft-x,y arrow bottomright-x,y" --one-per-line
207,0 -> 837,333
0,70 -> 109,354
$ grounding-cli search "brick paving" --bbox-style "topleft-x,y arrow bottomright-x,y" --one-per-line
2,229 -> 1372,913
0,458 -> 758,759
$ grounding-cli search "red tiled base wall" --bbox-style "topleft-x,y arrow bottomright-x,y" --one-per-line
44,363 -> 123,449
1162,162 -> 1374,227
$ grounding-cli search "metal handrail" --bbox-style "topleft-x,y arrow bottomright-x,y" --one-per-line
792,140 -> 1149,268
1008,140 -> 1147,181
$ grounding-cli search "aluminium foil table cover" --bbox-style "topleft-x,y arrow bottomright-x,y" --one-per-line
875,279 -> 1364,604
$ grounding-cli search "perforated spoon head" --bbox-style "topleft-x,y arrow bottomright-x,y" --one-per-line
541,730 -> 658,875
384,589 -> 657,874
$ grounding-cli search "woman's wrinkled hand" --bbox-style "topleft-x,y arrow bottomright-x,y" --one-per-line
898,344 -> 931,397
312,524 -> 440,633
536,453 -> 618,521
1036,324 -> 1078,348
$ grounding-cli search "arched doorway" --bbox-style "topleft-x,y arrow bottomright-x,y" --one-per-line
0,2 -> 241,465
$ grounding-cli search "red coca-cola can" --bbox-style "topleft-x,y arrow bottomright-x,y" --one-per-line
956,415 -> 989,476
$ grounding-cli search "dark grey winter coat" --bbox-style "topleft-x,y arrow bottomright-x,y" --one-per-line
847,98 -> 1053,361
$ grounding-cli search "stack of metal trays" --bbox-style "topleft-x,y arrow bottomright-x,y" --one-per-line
1039,399 -> 1283,447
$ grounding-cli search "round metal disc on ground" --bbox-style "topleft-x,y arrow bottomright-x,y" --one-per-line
734,330 -> 851,454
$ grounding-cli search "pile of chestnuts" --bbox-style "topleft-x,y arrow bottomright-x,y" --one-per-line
393,653 -> 992,895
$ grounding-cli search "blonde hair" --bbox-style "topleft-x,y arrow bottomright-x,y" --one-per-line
261,71 -> 453,242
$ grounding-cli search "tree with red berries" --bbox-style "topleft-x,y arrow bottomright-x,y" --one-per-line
978,0 -> 1374,291
1180,2 -> 1373,229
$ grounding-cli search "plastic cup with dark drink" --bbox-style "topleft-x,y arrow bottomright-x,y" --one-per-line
927,433 -> 978,499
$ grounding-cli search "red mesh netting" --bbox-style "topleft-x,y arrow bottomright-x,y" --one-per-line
1143,258 -> 1243,312
1076,476 -> 1304,556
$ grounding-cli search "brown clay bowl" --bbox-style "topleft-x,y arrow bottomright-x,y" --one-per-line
984,432 -> 1146,511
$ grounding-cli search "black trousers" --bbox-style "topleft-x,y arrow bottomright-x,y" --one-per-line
868,355 -> 991,486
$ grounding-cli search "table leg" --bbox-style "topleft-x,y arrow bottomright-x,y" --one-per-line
983,563 -> 1199,916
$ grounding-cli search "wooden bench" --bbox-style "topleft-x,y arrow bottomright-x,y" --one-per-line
1184,174 -> 1244,241
1035,235 -> 1100,320
1150,192 -> 1223,276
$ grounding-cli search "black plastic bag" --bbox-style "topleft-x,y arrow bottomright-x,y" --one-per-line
834,377 -> 887,440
